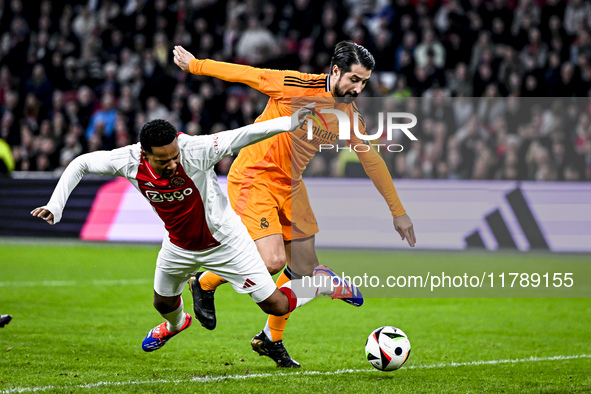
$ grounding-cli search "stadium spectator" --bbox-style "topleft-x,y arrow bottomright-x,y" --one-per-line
414,28 -> 446,69
235,17 -> 279,65
59,126 -> 83,170
24,64 -> 53,113
520,28 -> 548,70
145,96 -> 170,123
85,92 -> 117,149
447,63 -> 473,97
512,0 -> 541,38
498,47 -> 524,92
395,31 -> 417,73
97,62 -> 120,97
564,0 -> 591,36
72,5 -> 97,43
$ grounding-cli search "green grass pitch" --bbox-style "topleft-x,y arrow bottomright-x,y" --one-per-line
0,241 -> 589,393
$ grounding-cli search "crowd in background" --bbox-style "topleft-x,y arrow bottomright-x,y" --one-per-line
0,0 -> 590,181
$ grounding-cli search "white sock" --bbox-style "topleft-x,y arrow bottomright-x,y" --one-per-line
162,298 -> 186,332
277,273 -> 341,314
288,272 -> 338,296
263,322 -> 273,341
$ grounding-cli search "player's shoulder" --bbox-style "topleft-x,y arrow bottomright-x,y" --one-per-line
283,70 -> 329,92
104,143 -> 142,177
283,70 -> 327,82
177,132 -> 213,155
177,132 -> 210,142
111,142 -> 141,161
177,132 -> 191,143
177,132 -> 200,149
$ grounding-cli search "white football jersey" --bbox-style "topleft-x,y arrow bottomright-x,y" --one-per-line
44,116 -> 294,251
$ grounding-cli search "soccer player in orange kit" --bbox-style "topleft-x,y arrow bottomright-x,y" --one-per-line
174,41 -> 416,367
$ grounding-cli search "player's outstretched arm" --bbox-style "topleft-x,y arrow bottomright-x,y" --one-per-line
227,104 -> 311,150
195,105 -> 313,169
30,151 -> 117,225
172,45 -> 282,96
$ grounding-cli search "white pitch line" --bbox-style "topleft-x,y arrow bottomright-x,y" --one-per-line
402,354 -> 591,369
0,279 -> 151,288
1,354 -> 589,393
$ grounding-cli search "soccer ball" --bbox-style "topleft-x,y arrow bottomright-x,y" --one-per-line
365,326 -> 411,371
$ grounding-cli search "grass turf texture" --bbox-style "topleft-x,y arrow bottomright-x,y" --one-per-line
0,241 -> 589,393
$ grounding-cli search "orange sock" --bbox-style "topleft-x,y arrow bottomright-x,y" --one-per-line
267,271 -> 292,342
198,271 -> 227,291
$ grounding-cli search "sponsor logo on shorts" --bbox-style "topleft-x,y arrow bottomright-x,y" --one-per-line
242,279 -> 257,288
170,176 -> 186,187
260,217 -> 269,229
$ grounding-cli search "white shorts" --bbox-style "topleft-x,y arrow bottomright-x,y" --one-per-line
154,217 -> 277,303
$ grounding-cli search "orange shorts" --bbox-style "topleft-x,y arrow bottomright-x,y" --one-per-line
227,176 -> 319,242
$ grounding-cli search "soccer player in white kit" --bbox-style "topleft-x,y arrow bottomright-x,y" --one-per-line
31,109 -> 362,352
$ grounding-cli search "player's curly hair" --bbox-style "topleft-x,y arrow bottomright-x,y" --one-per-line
140,119 -> 178,153
329,41 -> 375,74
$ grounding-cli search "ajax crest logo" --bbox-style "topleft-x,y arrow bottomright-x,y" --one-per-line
170,176 -> 186,187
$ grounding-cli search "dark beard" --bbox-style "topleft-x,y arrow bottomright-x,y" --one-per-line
334,82 -> 358,104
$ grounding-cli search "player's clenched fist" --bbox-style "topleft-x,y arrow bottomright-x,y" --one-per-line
173,45 -> 195,73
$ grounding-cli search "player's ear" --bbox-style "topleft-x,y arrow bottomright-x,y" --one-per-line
332,64 -> 340,78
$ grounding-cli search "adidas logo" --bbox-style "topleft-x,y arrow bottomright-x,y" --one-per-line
465,187 -> 549,250
145,182 -> 155,187
242,279 -> 256,288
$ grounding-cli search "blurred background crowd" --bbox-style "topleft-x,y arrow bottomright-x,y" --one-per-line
0,0 -> 590,181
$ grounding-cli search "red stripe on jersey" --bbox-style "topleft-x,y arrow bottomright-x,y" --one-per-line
136,157 -> 220,251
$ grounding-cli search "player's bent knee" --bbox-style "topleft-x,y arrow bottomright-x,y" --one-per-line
256,235 -> 287,275
257,291 -> 290,316
153,293 -> 180,314
265,255 -> 287,275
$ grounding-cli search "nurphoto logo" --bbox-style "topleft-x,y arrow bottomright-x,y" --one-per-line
306,109 -> 418,152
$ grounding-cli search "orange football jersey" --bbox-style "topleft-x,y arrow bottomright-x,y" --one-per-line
189,59 -> 405,217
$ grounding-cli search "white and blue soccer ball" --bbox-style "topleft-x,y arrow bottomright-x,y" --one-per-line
365,326 -> 411,371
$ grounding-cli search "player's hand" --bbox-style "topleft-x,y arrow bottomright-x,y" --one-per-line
30,207 -> 55,225
393,214 -> 415,247
173,45 -> 195,73
291,103 -> 316,129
